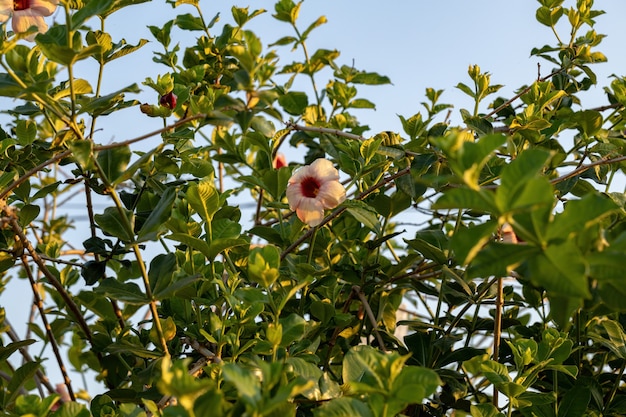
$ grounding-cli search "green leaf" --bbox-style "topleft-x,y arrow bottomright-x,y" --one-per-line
137,187 -> 177,242
571,109 -> 603,137
153,274 -> 202,301
97,146 -> 131,184
278,91 -> 308,115
221,363 -> 261,407
94,207 -> 134,242
351,71 -> 391,85
174,13 -> 204,31
450,220 -> 498,266
72,0 -> 115,27
248,245 -> 280,288
113,145 -> 162,186
470,403 -> 506,417
167,233 -> 212,260
80,260 -> 106,285
15,119 -> 37,145
467,242 -> 539,279
496,148 -> 551,213
557,382 -> 590,417
49,401 -> 91,417
69,139 -> 93,170
95,278 -> 148,305
208,238 -> 248,260
433,188 -> 498,214
315,398 -> 373,417
186,180 -> 220,223
546,194 -> 618,242
280,313 -> 306,346
343,200 -> 380,231
6,361 -> 41,406
0,339 -> 35,362
343,346 -> 386,392
391,365 -> 441,404
481,360 -> 510,385
19,204 -> 40,225
536,6 -> 564,27
528,241 -> 589,298
349,98 -> 376,109
591,319 -> 626,359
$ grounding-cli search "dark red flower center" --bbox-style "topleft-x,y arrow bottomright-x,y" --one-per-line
14,0 -> 29,11
300,176 -> 321,198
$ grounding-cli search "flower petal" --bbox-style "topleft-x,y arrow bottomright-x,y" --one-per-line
0,0 -> 12,21
286,181 -> 304,211
317,180 -> 346,210
295,198 -> 325,227
287,164 -> 312,186
28,0 -> 58,16
12,11 -> 47,39
308,158 -> 339,182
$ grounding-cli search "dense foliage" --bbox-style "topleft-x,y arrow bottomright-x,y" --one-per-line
1,0 -> 626,416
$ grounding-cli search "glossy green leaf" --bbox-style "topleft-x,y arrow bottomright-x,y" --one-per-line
95,278 -> 148,304
6,361 -> 41,406
167,233 -> 212,259
496,148 -> 551,213
72,0 -> 114,27
137,187 -> 177,242
94,207 -> 134,242
278,91 -> 308,115
315,398 -> 373,417
69,139 -> 93,170
97,146 -> 131,184
186,180 -> 220,223
528,241 -> 589,298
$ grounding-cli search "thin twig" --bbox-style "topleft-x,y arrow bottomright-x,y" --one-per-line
353,286 -> 387,352
4,319 -> 56,394
0,114 -> 207,201
285,122 -> 419,157
483,68 -> 566,120
493,276 -> 503,408
5,214 -> 93,343
21,255 -> 76,401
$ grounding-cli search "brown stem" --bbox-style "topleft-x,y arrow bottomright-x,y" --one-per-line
352,285 -> 387,352
0,114 -> 207,201
22,255 -> 76,401
285,122 -> 419,157
483,68 -> 566,120
5,319 -> 55,394
6,214 -> 93,343
493,277 -> 504,408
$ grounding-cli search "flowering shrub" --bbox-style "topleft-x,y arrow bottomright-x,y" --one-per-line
1,1 -> 626,416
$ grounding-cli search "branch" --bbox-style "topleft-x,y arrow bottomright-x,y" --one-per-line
4,212 -> 93,344
4,319 -> 56,394
285,122 -> 419,157
550,154 -> 626,184
483,68 -> 566,120
22,255 -> 76,401
352,286 -> 387,352
0,114 -> 207,201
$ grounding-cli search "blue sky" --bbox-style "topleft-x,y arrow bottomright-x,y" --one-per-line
92,1 -> 626,139
3,0 -> 626,395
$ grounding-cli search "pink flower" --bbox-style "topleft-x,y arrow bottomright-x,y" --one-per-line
286,158 -> 346,227
0,0 -> 58,41
273,153 -> 287,169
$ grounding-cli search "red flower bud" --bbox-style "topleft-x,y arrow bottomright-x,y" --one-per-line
159,91 -> 177,109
